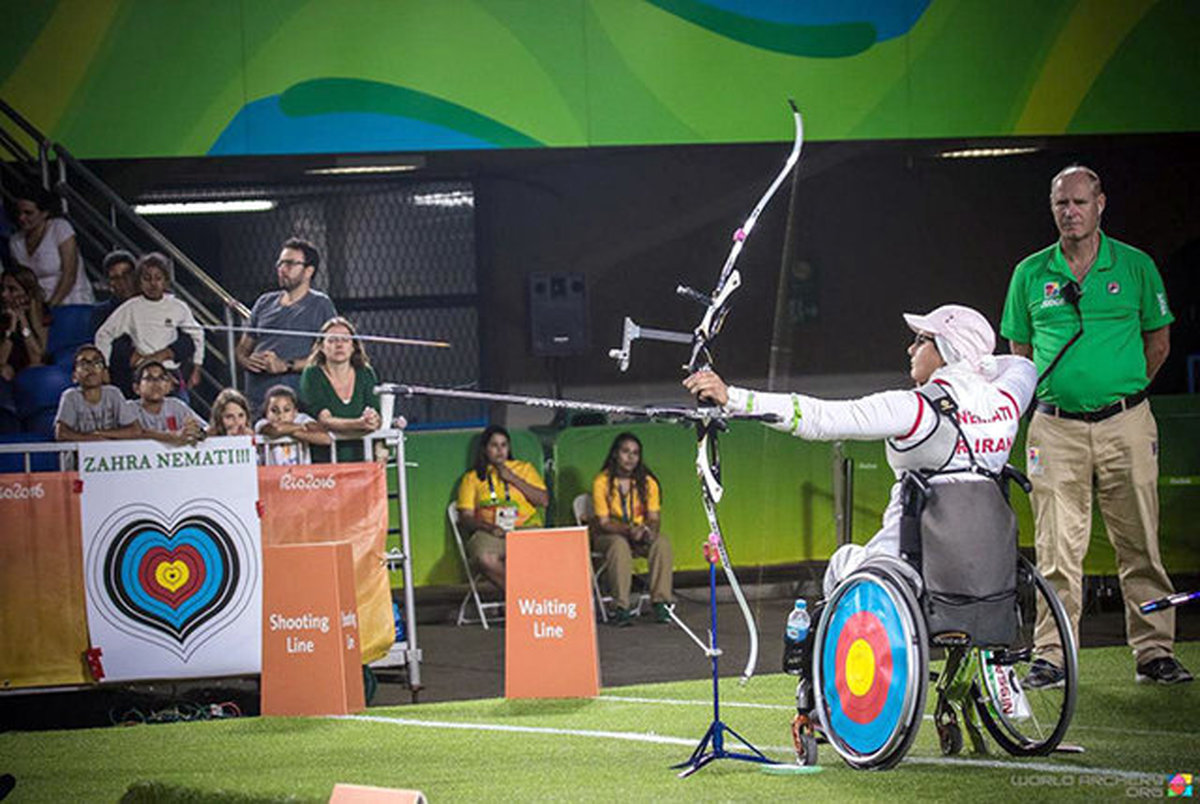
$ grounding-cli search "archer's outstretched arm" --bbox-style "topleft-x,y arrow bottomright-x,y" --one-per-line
685,369 -> 922,442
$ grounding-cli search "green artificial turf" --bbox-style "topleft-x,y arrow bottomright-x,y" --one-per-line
2,643 -> 1196,802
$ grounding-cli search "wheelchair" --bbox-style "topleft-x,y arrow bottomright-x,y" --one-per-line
791,466 -> 1078,770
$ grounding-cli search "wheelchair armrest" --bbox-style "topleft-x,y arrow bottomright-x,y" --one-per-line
1001,464 -> 1033,495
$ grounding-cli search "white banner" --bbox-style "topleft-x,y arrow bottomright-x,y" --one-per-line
79,437 -> 261,681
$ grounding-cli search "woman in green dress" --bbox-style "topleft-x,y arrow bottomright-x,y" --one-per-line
299,316 -> 381,462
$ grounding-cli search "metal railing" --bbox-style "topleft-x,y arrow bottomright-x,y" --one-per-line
0,97 -> 249,416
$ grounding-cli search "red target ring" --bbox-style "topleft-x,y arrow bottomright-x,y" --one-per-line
833,610 -> 893,724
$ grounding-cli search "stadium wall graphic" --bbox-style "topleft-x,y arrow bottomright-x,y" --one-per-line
2,0 -> 1196,159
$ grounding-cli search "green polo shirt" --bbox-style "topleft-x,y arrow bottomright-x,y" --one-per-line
1000,232 -> 1172,412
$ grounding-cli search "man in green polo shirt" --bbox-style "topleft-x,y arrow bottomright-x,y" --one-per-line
1001,165 -> 1190,686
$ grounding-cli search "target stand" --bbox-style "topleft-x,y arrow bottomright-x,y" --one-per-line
671,534 -> 773,778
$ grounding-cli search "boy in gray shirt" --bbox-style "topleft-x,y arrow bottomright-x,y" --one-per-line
55,345 -> 140,441
128,361 -> 206,446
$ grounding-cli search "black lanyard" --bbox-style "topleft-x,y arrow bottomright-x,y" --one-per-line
616,482 -> 633,524
486,469 -> 511,503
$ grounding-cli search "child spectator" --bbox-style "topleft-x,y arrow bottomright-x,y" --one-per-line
94,252 -> 204,395
53,345 -> 139,441
254,384 -> 329,465
128,361 -> 205,446
210,387 -> 253,436
92,250 -> 197,399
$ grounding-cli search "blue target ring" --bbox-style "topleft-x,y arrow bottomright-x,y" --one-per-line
820,575 -> 912,755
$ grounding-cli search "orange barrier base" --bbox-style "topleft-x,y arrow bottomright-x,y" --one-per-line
262,542 -> 364,716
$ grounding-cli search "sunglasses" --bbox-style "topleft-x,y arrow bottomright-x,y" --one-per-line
912,333 -> 937,349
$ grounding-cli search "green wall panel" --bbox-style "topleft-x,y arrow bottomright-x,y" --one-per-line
553,421 -> 839,573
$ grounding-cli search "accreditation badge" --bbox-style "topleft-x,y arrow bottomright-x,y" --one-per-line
495,505 -> 519,532
1026,446 -> 1043,476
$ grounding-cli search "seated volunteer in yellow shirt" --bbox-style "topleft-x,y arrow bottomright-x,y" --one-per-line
591,432 -> 675,627
456,425 -> 549,590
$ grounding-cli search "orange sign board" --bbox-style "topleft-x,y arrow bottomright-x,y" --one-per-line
261,542 -> 364,716
258,464 -> 393,664
505,527 -> 599,698
0,472 -> 90,687
329,784 -> 426,803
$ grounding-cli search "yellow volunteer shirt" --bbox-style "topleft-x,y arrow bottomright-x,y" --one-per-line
457,460 -> 545,528
591,473 -> 661,526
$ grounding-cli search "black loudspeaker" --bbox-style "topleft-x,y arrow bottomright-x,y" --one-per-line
528,272 -> 588,356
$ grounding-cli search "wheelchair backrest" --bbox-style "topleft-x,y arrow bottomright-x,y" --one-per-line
908,477 -> 1019,647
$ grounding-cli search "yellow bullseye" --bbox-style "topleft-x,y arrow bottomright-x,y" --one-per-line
155,560 -> 189,593
844,638 -> 876,696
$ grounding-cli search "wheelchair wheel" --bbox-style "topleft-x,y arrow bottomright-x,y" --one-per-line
813,566 -> 929,770
972,556 -> 1077,756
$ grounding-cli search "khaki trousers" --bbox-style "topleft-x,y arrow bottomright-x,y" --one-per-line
592,530 -> 674,610
1029,400 -> 1175,666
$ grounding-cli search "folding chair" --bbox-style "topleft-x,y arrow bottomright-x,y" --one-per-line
573,493 -> 610,623
448,502 -> 504,629
573,492 -> 649,621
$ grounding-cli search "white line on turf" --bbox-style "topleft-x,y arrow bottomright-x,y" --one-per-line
599,697 -> 1191,739
340,714 -> 698,747
899,755 -> 1158,781
1067,724 -> 1196,738
339,714 -> 1162,780
597,695 -> 792,711
599,695 -> 936,721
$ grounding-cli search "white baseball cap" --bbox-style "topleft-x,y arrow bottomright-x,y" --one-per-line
902,304 -> 996,365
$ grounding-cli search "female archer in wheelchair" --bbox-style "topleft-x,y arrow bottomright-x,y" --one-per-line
686,304 -> 1078,768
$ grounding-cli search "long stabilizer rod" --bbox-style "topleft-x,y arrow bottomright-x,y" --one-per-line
376,382 -> 780,425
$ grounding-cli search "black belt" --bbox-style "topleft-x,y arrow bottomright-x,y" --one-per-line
1035,388 -> 1148,423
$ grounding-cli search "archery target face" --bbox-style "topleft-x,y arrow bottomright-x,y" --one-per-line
820,575 -> 914,755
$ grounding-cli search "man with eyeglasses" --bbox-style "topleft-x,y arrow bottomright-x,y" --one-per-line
235,237 -> 337,410
1001,165 -> 1188,686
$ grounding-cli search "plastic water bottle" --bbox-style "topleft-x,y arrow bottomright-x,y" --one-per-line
782,599 -> 811,677
785,599 -> 810,645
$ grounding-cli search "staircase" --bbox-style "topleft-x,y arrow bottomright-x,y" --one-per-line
0,97 -> 249,416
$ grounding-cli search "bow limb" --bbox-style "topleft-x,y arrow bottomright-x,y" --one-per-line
687,102 -> 804,371
696,421 -> 760,683
718,538 -> 759,685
